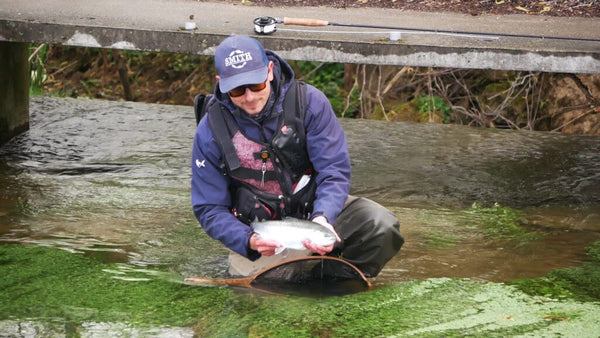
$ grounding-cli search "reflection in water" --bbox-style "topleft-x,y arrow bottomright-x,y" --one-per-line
1,96 -> 599,285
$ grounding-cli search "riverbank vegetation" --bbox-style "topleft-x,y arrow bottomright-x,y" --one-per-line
28,45 -> 600,135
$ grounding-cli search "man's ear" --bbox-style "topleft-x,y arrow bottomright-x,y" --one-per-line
267,61 -> 274,81
216,75 -> 220,82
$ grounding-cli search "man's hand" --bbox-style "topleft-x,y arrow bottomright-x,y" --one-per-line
303,216 -> 341,256
249,233 -> 281,256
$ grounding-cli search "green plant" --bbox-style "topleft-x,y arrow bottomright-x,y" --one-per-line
80,79 -> 99,97
296,61 -> 353,116
29,44 -> 49,95
587,241 -> 600,263
167,54 -> 204,72
417,95 -> 452,123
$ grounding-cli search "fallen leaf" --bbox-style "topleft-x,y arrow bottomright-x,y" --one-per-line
515,6 -> 531,13
543,314 -> 569,321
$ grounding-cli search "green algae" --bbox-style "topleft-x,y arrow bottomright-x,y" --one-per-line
2,243 -> 599,337
510,241 -> 600,302
211,278 -> 600,337
463,202 -> 541,244
394,204 -> 540,252
421,230 -> 459,249
0,244 -> 230,327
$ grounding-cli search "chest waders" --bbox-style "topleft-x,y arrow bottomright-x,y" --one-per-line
206,81 -> 317,224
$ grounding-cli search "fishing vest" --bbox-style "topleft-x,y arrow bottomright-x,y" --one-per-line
204,81 -> 317,224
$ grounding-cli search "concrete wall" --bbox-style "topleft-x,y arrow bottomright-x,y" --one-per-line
0,42 -> 29,145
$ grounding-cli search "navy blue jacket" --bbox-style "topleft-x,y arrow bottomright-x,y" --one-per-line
191,51 -> 350,260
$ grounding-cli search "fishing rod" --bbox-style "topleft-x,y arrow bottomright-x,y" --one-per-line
253,16 -> 600,43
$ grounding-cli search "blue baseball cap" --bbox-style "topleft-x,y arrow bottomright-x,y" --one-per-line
214,35 -> 269,94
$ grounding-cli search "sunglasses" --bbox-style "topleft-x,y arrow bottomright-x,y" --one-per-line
228,81 -> 267,97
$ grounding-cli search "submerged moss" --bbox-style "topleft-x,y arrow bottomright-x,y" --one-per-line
2,244 -> 599,336
587,241 -> 600,263
421,229 -> 460,249
463,202 -> 541,244
0,244 -> 230,327
510,241 -> 600,302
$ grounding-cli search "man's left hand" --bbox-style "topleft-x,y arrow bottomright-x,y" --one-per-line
303,216 -> 341,256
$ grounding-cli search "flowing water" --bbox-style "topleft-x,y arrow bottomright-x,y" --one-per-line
1,96 -> 599,287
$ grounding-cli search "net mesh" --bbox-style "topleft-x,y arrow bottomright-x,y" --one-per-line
250,256 -> 371,296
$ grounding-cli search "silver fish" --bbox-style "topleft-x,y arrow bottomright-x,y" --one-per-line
251,218 -> 336,250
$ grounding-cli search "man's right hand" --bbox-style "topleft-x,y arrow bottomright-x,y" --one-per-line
249,233 -> 281,256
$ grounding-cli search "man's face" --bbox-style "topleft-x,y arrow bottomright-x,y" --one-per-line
218,61 -> 274,115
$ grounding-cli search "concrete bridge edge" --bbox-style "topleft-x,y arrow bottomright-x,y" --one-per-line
1,18 -> 599,145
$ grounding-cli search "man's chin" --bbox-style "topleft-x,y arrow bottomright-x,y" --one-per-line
243,106 -> 262,115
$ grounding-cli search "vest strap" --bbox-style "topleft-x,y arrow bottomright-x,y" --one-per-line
208,103 -> 241,171
233,167 -> 279,181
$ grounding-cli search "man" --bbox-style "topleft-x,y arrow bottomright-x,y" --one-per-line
191,35 -> 403,277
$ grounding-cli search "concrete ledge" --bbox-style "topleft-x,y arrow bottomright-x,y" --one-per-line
1,19 -> 599,75
0,0 -> 599,73
265,38 -> 600,74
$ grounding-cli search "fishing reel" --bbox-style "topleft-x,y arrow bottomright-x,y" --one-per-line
254,16 -> 279,35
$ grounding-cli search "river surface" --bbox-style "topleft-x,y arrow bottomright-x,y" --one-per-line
1,96 -> 599,286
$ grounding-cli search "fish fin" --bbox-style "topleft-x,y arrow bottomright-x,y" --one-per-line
250,217 -> 259,229
275,246 -> 287,255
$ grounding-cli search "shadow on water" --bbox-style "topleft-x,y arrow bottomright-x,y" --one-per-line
1,96 -> 599,288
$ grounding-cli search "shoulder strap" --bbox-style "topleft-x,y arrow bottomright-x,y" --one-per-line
207,103 -> 241,171
282,81 -> 307,136
193,93 -> 214,125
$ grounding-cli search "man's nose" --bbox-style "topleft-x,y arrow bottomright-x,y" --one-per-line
242,88 -> 256,99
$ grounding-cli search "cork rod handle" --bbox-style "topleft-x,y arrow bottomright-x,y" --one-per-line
282,17 -> 329,27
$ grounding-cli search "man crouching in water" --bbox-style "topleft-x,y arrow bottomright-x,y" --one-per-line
191,35 -> 404,277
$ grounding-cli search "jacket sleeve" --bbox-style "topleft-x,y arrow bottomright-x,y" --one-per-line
303,85 -> 351,225
191,118 -> 260,260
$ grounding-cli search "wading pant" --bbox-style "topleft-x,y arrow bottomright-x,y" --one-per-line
332,195 -> 404,277
228,195 -> 404,277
